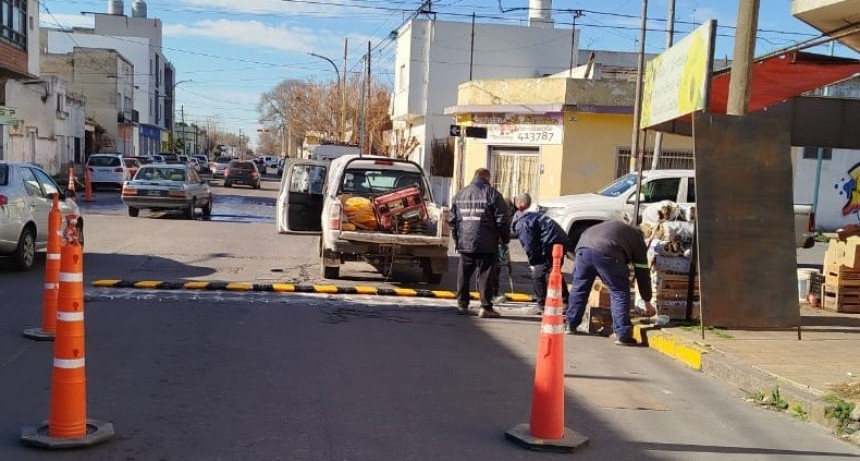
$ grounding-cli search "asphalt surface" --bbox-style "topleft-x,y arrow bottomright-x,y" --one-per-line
0,170 -> 856,460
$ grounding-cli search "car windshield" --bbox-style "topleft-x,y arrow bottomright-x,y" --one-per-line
341,169 -> 424,195
216,157 -> 231,164
89,156 -> 121,167
597,173 -> 638,197
136,167 -> 186,182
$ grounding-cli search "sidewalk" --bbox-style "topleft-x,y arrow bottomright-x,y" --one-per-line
632,304 -> 860,441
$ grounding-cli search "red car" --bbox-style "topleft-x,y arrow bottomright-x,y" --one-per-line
223,160 -> 261,189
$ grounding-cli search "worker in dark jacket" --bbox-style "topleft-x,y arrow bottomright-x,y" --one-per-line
448,168 -> 510,318
564,220 -> 655,345
511,193 -> 569,313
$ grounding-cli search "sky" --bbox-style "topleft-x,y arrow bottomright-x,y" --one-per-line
40,0 -> 854,149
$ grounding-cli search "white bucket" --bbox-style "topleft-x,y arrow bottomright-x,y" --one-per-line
797,268 -> 820,301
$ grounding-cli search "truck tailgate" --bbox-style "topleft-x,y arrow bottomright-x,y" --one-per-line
339,231 -> 448,247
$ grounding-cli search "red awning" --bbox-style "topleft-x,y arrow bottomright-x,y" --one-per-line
707,51 -> 860,114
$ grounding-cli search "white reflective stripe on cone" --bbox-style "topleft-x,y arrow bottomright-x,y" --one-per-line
44,283 -> 59,290
541,324 -> 565,335
544,307 -> 564,316
546,289 -> 562,299
59,272 -> 84,282
47,253 -> 60,260
53,358 -> 85,369
57,311 -> 84,322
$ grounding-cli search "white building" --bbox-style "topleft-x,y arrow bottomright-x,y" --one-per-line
43,0 -> 173,157
390,4 -> 578,203
4,76 -> 86,174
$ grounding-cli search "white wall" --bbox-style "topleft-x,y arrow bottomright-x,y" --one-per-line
795,148 -> 860,232
391,19 -> 576,171
27,0 -> 40,76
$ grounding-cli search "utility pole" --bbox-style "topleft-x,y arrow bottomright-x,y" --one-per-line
342,37 -> 348,143
568,10 -> 583,77
727,0 -> 760,116
631,0 -> 649,222
468,13 -> 476,80
358,54 -> 367,157
365,41 -> 372,155
651,0 -> 675,169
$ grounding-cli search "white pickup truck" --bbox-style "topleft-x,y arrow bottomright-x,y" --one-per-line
276,156 -> 450,282
539,169 -> 815,249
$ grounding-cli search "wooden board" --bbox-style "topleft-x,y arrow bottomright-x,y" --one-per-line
822,283 -> 860,313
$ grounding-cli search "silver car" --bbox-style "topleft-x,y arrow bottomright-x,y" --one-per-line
121,165 -> 212,219
0,162 -> 83,271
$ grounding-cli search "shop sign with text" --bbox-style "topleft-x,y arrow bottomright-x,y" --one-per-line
472,113 -> 563,145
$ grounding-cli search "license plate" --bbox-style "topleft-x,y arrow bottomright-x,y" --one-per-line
146,190 -> 161,196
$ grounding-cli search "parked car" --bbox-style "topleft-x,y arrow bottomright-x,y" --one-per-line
0,162 -> 83,270
263,156 -> 279,169
211,156 -> 232,179
161,153 -> 181,164
123,157 -> 141,179
130,156 -> 155,165
277,158 -> 286,176
86,153 -> 130,189
538,169 -> 816,249
224,160 -> 261,189
151,155 -> 165,163
193,155 -> 210,173
189,158 -> 203,173
253,158 -> 267,175
121,164 -> 212,219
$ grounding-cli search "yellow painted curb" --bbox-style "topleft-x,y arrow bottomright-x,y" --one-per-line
354,286 -> 379,295
134,281 -> 163,289
634,325 -> 707,371
226,282 -> 253,291
314,285 -> 339,294
393,288 -> 417,297
184,281 -> 210,290
431,290 -> 457,299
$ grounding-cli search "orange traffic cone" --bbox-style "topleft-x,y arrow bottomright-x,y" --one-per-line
505,244 -> 589,453
67,168 -> 76,196
23,194 -> 62,341
21,216 -> 114,449
83,168 -> 95,202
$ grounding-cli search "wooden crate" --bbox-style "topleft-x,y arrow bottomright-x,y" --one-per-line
656,302 -> 701,320
654,289 -> 699,301
824,264 -> 860,285
821,283 -> 860,313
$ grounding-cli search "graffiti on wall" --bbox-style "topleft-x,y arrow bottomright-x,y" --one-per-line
837,162 -> 860,217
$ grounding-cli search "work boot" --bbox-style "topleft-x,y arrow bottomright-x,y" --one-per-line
457,305 -> 469,315
610,333 -> 638,347
478,308 -> 501,318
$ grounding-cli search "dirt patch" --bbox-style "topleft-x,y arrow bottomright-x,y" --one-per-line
829,381 -> 860,400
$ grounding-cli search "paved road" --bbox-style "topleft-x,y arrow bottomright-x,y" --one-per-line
0,175 -> 855,460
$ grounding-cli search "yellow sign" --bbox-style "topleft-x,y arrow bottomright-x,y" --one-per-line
641,20 -> 715,129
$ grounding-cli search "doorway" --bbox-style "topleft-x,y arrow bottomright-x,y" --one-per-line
489,147 -> 540,203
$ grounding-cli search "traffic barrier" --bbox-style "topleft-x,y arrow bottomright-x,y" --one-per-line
506,244 -> 589,453
83,169 -> 94,202
66,168 -> 76,196
23,194 -> 62,341
21,216 -> 114,449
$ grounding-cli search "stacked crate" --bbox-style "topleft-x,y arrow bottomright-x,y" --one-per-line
650,270 -> 700,320
583,279 -> 613,335
822,237 -> 860,313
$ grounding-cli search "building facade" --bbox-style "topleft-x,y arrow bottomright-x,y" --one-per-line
446,78 -> 695,204
0,0 -> 40,161
42,0 -> 174,157
41,46 -> 135,156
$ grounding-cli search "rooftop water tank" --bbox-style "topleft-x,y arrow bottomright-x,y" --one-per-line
528,0 -> 554,28
107,0 -> 124,15
131,0 -> 147,18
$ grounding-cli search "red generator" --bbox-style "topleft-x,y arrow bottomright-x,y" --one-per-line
373,186 -> 428,233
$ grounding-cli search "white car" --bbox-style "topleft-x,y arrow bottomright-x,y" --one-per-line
121,164 -> 212,219
263,156 -> 279,169
0,162 -> 83,270
86,153 -> 130,189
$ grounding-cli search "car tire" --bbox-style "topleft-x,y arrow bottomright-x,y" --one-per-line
13,227 -> 36,271
202,196 -> 212,217
128,206 -> 139,217
186,199 -> 196,220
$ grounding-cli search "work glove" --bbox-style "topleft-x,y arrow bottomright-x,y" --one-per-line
497,244 -> 510,265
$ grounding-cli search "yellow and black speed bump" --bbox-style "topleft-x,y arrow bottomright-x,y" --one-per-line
91,279 -> 535,303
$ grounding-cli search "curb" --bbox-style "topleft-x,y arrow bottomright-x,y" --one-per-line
633,325 -> 841,434
90,279 -> 535,302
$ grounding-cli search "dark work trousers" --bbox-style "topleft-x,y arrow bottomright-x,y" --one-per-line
565,247 -> 633,339
532,249 -> 569,306
457,252 -> 497,309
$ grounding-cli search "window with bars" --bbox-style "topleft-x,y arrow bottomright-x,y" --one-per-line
0,0 -> 27,49
615,148 -> 694,178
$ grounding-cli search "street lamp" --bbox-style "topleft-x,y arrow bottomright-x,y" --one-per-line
308,52 -> 345,142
